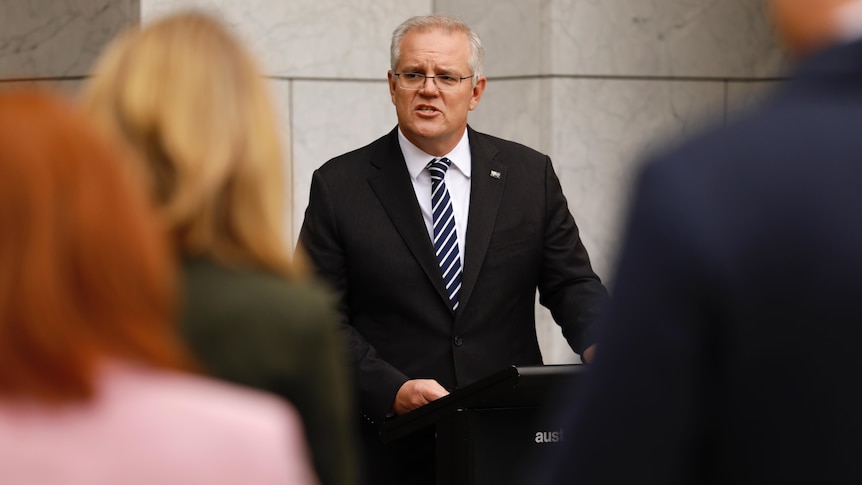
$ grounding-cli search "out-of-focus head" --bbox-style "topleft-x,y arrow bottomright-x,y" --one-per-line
0,90 -> 191,403
768,0 -> 858,57
82,11 -> 296,274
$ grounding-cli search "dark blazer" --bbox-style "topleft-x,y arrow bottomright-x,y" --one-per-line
537,39 -> 862,485
298,126 -> 607,424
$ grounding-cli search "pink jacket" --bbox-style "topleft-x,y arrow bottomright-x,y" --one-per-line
0,364 -> 319,485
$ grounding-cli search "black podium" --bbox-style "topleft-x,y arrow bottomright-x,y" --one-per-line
379,364 -> 586,485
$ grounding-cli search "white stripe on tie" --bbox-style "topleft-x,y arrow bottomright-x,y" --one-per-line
427,157 -> 462,311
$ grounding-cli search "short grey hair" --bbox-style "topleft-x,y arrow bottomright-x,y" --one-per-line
390,14 -> 485,85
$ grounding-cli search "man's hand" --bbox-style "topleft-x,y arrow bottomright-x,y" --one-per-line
393,379 -> 450,415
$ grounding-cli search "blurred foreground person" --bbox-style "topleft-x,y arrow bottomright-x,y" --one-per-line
537,0 -> 862,483
0,90 -> 317,485
81,11 -> 358,485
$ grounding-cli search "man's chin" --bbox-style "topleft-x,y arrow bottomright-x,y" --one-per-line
403,122 -> 444,141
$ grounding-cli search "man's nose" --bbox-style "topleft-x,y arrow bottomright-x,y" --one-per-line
419,76 -> 440,94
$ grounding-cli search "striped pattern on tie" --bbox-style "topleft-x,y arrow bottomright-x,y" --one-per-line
428,157 -> 463,311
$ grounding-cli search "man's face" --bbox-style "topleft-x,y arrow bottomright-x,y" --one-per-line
388,28 -> 486,156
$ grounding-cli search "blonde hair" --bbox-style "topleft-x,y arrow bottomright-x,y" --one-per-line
82,11 -> 298,276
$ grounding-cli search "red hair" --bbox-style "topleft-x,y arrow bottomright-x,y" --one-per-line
0,90 -> 192,402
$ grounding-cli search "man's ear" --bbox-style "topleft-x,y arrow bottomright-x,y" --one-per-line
388,70 -> 397,104
469,76 -> 487,111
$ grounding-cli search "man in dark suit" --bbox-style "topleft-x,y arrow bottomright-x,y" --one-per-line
297,13 -> 608,485
536,0 -> 862,483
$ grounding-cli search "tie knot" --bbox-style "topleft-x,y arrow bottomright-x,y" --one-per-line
427,157 -> 451,182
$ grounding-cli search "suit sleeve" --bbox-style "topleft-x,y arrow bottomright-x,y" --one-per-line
297,169 -> 409,423
537,156 -> 609,355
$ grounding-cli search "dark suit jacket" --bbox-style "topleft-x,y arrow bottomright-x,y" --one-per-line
298,126 -> 607,423
537,39 -> 862,485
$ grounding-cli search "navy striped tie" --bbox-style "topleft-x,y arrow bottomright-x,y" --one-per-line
428,157 -> 462,311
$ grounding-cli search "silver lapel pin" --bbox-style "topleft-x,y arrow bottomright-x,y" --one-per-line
490,170 -> 501,179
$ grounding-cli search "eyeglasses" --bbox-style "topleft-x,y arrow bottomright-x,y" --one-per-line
394,72 -> 474,92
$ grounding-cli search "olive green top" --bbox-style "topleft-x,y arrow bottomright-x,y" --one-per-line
180,256 -> 359,485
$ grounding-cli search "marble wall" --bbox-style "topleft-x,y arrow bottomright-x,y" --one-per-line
0,0 -> 787,363
0,0 -> 139,92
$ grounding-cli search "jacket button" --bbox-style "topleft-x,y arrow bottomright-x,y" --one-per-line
454,336 -> 463,346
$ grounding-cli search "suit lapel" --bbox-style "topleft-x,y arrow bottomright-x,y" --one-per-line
459,128 -> 505,314
366,129 -> 453,310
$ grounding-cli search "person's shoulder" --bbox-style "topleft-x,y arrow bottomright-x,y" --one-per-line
0,364 -> 317,485
629,96 -> 800,221
182,256 -> 280,298
182,257 -> 337,329
100,365 -> 317,484
106,363 -> 295,427
640,103 -> 778,182
260,276 -> 339,327
644,82 -> 799,176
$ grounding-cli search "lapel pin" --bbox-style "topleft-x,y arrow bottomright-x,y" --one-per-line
490,170 -> 501,179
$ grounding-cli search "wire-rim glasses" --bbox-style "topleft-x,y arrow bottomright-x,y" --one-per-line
394,72 -> 474,92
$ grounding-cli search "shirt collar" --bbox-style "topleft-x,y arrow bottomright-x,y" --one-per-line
398,128 -> 472,180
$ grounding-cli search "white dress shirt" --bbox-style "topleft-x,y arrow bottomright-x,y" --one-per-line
399,128 -> 471,267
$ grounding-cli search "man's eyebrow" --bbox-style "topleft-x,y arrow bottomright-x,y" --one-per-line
398,62 -> 463,73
